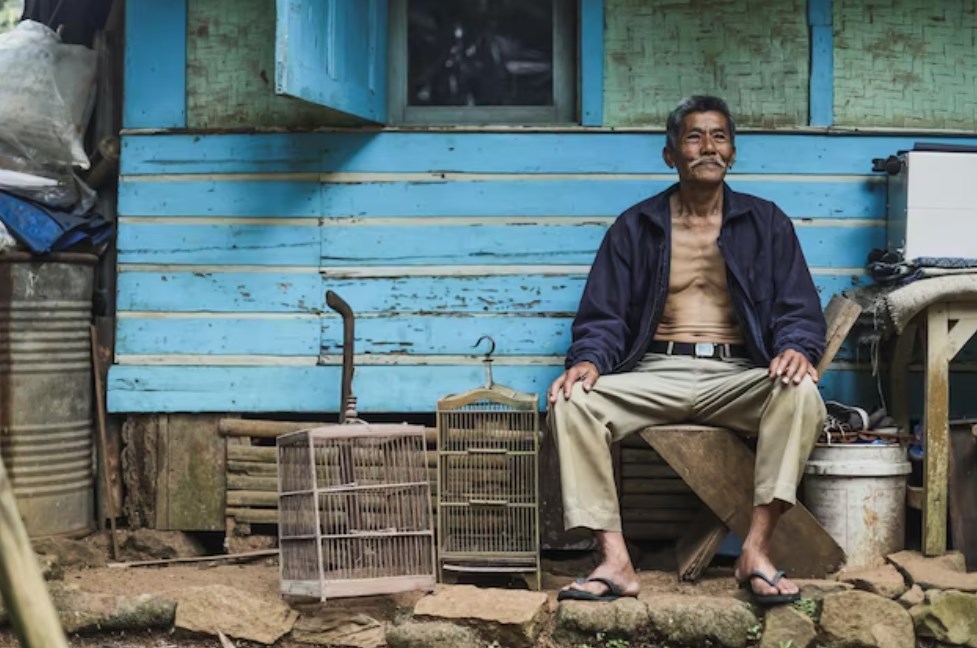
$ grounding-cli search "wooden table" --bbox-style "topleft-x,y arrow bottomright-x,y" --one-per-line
891,300 -> 977,556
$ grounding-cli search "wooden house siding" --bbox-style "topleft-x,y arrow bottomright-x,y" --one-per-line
108,130 -> 977,414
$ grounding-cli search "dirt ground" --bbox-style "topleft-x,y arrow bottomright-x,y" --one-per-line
0,532 -> 744,647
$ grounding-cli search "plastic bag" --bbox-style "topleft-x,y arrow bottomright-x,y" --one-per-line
0,20 -> 97,208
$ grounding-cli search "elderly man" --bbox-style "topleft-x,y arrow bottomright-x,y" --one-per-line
549,96 -> 826,605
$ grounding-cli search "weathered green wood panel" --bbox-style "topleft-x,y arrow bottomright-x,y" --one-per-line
603,0 -> 810,127
834,0 -> 977,129
186,0 -> 359,129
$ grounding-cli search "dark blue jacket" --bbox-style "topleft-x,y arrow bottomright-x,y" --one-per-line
566,183 -> 826,374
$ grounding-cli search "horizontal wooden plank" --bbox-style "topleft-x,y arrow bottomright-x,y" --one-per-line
120,132 -> 977,176
117,271 -> 322,313
106,364 -> 884,414
228,475 -> 277,491
115,219 -> 881,269
119,178 -> 885,219
621,508 -> 697,522
117,316 -> 320,355
621,522 -> 688,539
621,464 -> 682,479
621,479 -> 694,495
620,494 -> 703,510
227,460 -> 277,476
321,315 -> 572,356
227,507 -> 278,524
118,223 -> 320,265
227,446 -> 277,462
226,491 -> 278,508
320,223 -> 881,269
114,309 -> 872,361
117,271 -> 865,315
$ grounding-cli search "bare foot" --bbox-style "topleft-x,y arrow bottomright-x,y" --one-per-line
733,545 -> 799,599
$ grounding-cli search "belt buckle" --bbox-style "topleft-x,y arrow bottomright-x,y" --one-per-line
693,342 -> 715,358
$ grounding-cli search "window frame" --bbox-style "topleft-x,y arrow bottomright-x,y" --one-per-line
387,0 -> 577,125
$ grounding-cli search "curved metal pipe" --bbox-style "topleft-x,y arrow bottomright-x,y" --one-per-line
326,290 -> 355,424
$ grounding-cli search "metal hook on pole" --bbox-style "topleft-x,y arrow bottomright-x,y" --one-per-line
473,336 -> 496,388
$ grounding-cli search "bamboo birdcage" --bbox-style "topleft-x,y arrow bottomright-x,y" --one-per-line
277,425 -> 436,600
436,337 -> 541,589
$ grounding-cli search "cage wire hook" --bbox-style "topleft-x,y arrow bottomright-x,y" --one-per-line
473,335 -> 496,388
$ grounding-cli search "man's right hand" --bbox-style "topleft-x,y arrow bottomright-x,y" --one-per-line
548,361 -> 600,403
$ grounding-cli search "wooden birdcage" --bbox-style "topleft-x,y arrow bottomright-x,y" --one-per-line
277,424 -> 436,600
435,337 -> 541,589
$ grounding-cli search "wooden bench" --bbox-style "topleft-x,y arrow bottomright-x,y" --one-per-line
640,296 -> 860,580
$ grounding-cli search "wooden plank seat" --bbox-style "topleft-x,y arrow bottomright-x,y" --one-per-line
640,424 -> 845,579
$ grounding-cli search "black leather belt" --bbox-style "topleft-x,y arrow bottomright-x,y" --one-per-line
648,340 -> 750,360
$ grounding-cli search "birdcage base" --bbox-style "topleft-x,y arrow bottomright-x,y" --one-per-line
282,574 -> 436,601
438,554 -> 541,590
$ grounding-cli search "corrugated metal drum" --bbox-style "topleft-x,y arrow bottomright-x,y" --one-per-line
0,253 -> 96,537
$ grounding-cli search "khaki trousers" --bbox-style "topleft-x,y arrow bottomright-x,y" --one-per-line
549,353 -> 826,532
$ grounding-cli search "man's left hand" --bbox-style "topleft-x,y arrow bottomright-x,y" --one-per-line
768,349 -> 818,385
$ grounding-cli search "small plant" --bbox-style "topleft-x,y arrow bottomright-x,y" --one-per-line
606,639 -> 630,648
779,641 -> 795,648
747,623 -> 762,642
792,596 -> 819,621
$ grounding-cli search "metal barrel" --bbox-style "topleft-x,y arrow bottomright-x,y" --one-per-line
0,253 -> 96,537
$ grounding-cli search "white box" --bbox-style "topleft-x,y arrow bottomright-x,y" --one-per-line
887,151 -> 977,261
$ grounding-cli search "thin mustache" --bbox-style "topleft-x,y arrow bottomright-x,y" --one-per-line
692,157 -> 727,168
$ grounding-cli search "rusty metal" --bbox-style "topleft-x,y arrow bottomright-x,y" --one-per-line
325,290 -> 356,423
0,254 -> 97,537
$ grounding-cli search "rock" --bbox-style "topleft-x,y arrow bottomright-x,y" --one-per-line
120,529 -> 207,561
838,564 -> 908,599
413,585 -> 548,648
50,585 -> 175,634
898,584 -> 925,608
759,605 -> 817,648
644,595 -> 758,648
887,551 -> 977,593
36,553 -> 64,581
554,598 -> 649,644
820,590 -> 914,648
910,589 -> 977,647
32,537 -> 107,569
174,584 -> 297,645
291,611 -> 385,647
795,578 -> 854,600
385,622 -> 482,648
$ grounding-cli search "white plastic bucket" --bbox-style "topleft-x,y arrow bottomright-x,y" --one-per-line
803,443 -> 911,569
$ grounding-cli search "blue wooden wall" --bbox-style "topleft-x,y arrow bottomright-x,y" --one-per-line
111,0 -> 977,416
109,130 -> 977,413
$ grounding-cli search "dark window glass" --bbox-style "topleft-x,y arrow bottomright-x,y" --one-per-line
407,0 -> 554,107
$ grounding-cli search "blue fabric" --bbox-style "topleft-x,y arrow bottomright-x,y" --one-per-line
0,190 -> 112,254
566,183 -> 827,374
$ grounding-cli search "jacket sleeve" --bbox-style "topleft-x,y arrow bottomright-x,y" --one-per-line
769,207 -> 827,366
565,221 -> 634,375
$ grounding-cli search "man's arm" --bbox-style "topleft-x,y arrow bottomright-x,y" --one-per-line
769,209 -> 827,374
565,221 -> 634,375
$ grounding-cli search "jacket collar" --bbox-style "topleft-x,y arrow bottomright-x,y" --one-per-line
640,182 -> 751,229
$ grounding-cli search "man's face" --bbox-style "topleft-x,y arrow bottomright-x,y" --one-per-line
663,110 -> 736,185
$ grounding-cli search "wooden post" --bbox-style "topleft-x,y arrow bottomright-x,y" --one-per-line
0,459 -> 69,647
924,303 -> 950,556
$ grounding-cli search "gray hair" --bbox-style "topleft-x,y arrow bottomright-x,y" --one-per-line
665,96 -> 736,151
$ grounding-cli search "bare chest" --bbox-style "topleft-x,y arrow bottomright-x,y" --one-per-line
668,217 -> 727,289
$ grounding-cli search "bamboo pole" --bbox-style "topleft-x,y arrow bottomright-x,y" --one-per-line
0,458 -> 69,647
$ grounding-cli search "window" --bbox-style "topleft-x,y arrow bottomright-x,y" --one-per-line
388,0 -> 576,125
